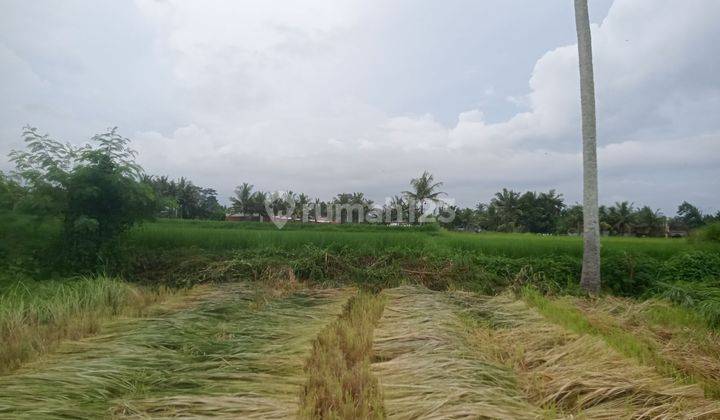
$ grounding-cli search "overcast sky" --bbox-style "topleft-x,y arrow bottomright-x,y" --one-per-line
1,0 -> 719,214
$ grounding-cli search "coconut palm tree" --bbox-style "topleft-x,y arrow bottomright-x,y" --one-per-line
403,171 -> 446,219
607,201 -> 634,235
575,0 -> 601,294
490,188 -> 521,232
231,183 -> 253,215
633,206 -> 664,237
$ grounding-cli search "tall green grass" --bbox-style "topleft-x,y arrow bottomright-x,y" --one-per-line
154,218 -> 441,233
127,223 -> 432,254
0,275 -> 165,373
126,219 -> 714,260
440,231 -> 707,259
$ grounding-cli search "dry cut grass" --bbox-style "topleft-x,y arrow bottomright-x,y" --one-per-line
299,291 -> 386,419
0,275 -> 170,374
573,295 -> 720,398
372,285 -> 546,419
457,290 -> 720,418
0,282 -> 351,418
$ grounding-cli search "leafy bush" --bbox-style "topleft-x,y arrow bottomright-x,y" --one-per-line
0,212 -> 61,277
692,222 -> 720,244
658,251 -> 720,282
601,252 -> 659,296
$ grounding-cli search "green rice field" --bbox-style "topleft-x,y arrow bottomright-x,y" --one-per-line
127,219 -> 713,259
2,219 -> 719,418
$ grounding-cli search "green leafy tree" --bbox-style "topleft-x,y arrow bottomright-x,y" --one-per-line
10,126 -> 156,270
384,195 -> 409,224
294,193 -> 311,219
633,206 -> 665,237
332,192 -> 373,223
517,190 -> 565,233
559,204 -> 584,234
0,171 -> 26,211
677,201 -> 705,230
145,175 -> 224,220
248,191 -> 269,219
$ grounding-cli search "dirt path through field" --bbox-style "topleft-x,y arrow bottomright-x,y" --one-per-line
0,283 -> 351,419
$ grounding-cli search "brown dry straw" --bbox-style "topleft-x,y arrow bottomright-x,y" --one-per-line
574,295 -> 720,398
0,283 -> 351,418
372,285 -> 546,419
458,291 -> 720,419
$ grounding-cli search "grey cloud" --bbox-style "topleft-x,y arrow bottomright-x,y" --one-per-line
0,0 -> 718,216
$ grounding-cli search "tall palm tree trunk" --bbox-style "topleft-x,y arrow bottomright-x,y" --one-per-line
575,0 -> 601,294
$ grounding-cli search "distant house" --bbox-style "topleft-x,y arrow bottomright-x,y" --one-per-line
225,213 -> 263,222
226,213 -> 341,224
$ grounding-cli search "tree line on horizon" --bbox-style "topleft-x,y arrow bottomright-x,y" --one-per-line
11,169 -> 716,238
447,191 -> 718,237
2,127 -> 718,255
142,174 -> 718,237
4,157 -> 717,238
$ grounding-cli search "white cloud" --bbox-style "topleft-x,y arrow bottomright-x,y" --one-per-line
1,0 -> 718,214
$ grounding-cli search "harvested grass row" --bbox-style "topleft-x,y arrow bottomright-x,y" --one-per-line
572,295 -> 720,398
458,290 -> 720,418
299,291 -> 386,419
521,287 -> 672,370
0,283 -> 351,418
522,288 -> 720,396
0,275 -> 168,374
372,285 -> 545,419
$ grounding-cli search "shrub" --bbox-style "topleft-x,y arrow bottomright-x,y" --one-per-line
692,222 -> 720,244
601,252 -> 659,296
658,251 -> 720,282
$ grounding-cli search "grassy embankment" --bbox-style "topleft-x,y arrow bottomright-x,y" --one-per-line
118,219 -> 720,326
7,216 -> 716,323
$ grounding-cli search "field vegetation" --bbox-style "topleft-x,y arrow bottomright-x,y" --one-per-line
1,127 -> 719,418
0,274 -> 169,373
